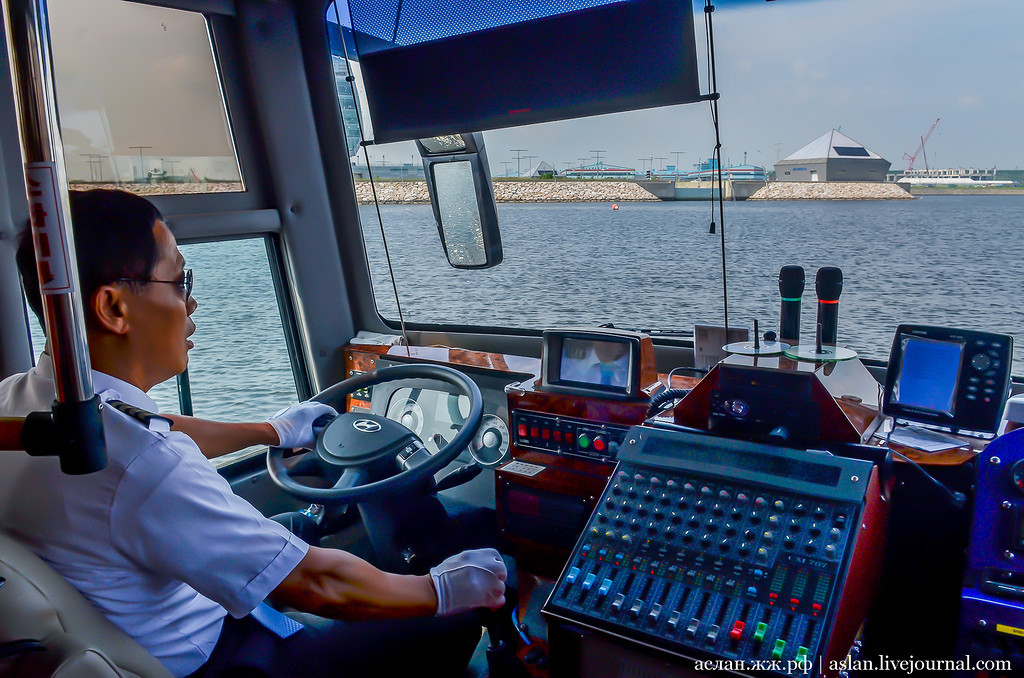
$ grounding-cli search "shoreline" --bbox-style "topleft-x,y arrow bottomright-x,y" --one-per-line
70,180 -> 1023,203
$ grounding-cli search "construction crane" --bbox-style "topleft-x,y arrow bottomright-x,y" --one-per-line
903,118 -> 941,170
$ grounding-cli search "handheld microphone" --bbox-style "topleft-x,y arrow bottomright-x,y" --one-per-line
815,267 -> 843,345
778,265 -> 804,346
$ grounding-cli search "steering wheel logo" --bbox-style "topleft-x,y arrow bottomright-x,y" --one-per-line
353,419 -> 382,433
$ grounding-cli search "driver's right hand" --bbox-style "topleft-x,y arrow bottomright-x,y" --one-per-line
266,401 -> 338,449
429,548 -> 507,616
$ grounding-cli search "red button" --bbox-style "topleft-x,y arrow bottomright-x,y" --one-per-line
553,431 -> 562,442
530,427 -> 539,438
812,603 -> 821,611
542,429 -> 550,439
594,438 -> 606,452
566,433 -> 575,443
790,598 -> 799,606
769,593 -> 777,600
518,424 -> 527,437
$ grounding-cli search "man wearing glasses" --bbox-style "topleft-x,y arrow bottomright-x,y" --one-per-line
0,189 -> 504,677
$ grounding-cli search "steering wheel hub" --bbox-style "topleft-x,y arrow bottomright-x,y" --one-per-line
317,412 -> 415,465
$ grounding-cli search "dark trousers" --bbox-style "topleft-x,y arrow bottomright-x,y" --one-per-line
189,609 -> 481,678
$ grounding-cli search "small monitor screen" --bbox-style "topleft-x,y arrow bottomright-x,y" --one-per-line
559,337 -> 631,389
891,335 -> 964,416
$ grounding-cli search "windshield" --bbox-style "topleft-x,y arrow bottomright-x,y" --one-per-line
333,0 -> 1023,376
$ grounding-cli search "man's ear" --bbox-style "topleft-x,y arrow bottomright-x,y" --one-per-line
91,285 -> 131,335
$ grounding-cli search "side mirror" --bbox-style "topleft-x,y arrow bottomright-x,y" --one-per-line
416,133 -> 502,269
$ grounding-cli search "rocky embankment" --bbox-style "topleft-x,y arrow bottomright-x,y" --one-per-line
748,182 -> 914,200
354,180 -> 657,204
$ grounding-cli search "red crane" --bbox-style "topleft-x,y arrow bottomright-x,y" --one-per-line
903,118 -> 941,170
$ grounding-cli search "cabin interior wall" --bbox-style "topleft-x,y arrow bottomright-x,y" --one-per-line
0,15 -> 37,379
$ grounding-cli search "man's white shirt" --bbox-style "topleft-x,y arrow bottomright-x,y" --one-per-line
0,354 -> 308,676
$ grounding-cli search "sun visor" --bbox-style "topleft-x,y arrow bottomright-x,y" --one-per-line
337,0 -> 702,144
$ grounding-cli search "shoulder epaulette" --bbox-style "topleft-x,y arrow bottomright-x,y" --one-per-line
105,399 -> 172,432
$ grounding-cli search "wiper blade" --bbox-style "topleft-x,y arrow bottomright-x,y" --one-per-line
597,323 -> 693,338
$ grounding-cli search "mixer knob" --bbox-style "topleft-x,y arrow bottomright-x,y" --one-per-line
694,501 -> 707,513
744,530 -> 756,541
769,515 -> 780,527
683,482 -> 696,493
804,540 -> 818,554
719,489 -> 731,501
700,534 -> 713,548
724,523 -> 738,536
830,528 -> 842,541
614,516 -> 625,528
712,503 -> 725,516
618,471 -> 630,481
773,500 -> 785,512
664,525 -> 678,538
757,547 -> 769,561
755,497 -> 768,509
634,473 -> 645,483
637,506 -> 648,518
701,485 -> 713,497
783,536 -> 796,549
688,515 -> 700,528
597,514 -> 608,524
809,524 -> 822,538
670,512 -> 682,525
647,522 -> 658,535
749,511 -> 763,525
654,509 -> 665,520
738,545 -> 751,557
719,539 -> 731,552
763,530 -> 775,543
651,476 -> 662,486
643,490 -> 655,501
788,519 -> 801,533
825,544 -> 838,559
737,492 -> 750,504
705,519 -> 718,532
666,479 -> 678,489
677,497 -> 690,510
814,505 -> 827,519
659,494 -> 671,507
794,502 -> 807,515
731,508 -> 743,520
682,530 -> 695,544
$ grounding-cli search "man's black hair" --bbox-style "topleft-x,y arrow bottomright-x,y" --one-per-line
16,189 -> 163,325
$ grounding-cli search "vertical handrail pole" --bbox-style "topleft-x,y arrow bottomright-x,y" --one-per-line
3,0 -> 105,472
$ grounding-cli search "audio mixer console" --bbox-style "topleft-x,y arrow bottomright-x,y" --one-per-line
543,425 -> 886,677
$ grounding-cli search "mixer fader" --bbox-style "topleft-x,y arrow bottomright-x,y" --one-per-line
543,425 -> 886,678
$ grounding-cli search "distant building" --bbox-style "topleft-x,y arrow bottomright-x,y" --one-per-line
522,161 -> 558,178
561,161 -> 636,179
775,129 -> 890,182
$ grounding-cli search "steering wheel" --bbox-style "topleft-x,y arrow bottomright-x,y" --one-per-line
267,364 -> 483,503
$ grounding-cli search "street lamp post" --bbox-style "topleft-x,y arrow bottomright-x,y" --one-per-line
129,145 -> 152,182
511,149 -> 527,178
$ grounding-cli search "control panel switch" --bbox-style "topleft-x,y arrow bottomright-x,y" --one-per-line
630,599 -> 644,616
582,573 -> 596,591
772,639 -> 787,660
598,579 -> 613,597
730,620 -> 746,641
612,593 -> 625,611
706,624 -> 720,644
648,603 -> 663,623
753,622 -> 768,643
668,610 -> 681,629
686,618 -> 700,637
796,646 -> 810,664
566,567 -> 580,584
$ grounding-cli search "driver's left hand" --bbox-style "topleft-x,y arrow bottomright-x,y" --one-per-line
266,401 -> 338,448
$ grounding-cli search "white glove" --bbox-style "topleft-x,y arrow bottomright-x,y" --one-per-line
266,402 -> 338,449
429,548 -> 507,616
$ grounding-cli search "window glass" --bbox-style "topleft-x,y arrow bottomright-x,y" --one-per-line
28,238 -> 298,462
47,0 -> 243,195
332,0 -> 1023,377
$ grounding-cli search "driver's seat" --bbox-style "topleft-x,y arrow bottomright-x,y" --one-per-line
0,531 -> 172,678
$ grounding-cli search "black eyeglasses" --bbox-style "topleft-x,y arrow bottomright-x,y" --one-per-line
115,268 -> 193,300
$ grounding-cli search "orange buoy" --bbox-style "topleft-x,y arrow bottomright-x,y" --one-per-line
612,204 -> 619,210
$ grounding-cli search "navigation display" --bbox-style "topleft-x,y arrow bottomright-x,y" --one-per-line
891,335 -> 964,416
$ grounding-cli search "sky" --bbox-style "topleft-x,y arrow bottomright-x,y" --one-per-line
46,0 -> 1024,178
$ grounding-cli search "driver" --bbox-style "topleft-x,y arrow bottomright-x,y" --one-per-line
0,189 -> 506,677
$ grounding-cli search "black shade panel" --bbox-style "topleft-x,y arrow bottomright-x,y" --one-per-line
344,0 -> 701,143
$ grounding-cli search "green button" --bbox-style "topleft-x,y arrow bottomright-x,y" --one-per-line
578,434 -> 591,449
753,622 -> 767,643
772,639 -> 786,660
796,646 -> 809,661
